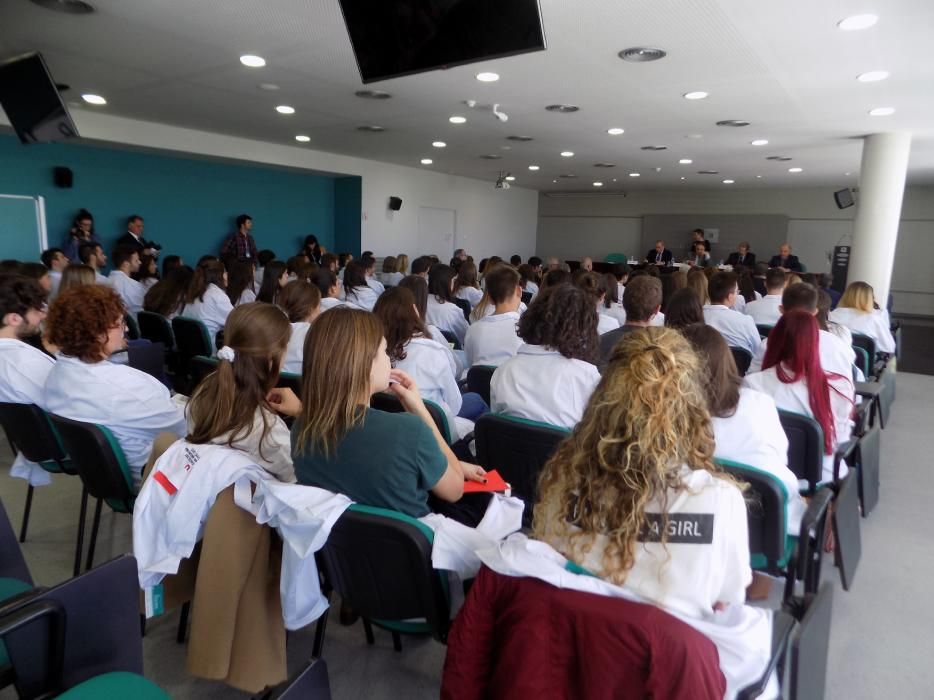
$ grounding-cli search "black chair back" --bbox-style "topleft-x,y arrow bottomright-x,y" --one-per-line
850,332 -> 877,364
0,498 -> 32,585
370,392 -> 453,443
856,424 -> 881,516
520,291 -> 533,305
439,329 -> 462,351
729,346 -> 753,376
171,317 -> 213,376
272,659 -> 331,699
466,365 -> 496,406
127,342 -> 168,388
778,410 -> 824,492
790,583 -> 834,700
832,473 -> 861,591
190,355 -> 219,392
474,414 -> 569,526
318,505 -> 449,642
755,324 -> 774,339
48,416 -> 135,513
277,372 -> 302,394
123,313 -> 141,341
453,298 -> 471,322
0,403 -> 71,471
715,460 -> 786,573
137,311 -> 175,351
2,555 -> 144,699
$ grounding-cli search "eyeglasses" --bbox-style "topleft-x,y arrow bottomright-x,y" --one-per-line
109,319 -> 128,332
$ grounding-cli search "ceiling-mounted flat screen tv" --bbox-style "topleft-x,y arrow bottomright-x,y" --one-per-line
338,0 -> 546,84
0,52 -> 78,145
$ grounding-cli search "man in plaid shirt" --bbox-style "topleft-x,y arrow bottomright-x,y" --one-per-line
220,214 -> 258,260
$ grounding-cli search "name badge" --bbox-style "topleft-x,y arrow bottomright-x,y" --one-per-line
638,513 -> 714,544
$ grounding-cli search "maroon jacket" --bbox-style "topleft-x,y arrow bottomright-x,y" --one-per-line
442,566 -> 726,700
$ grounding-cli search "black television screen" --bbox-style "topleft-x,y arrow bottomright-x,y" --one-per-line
0,52 -> 79,145
834,188 -> 854,209
338,0 -> 546,83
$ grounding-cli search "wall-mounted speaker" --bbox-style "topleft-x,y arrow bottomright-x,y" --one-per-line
53,166 -> 73,188
833,188 -> 854,209
388,196 -> 402,211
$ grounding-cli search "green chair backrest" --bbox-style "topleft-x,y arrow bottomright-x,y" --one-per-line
604,253 -> 629,263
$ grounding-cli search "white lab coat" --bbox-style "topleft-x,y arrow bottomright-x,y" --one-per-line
477,533 -> 774,700
208,406 -> 296,484
703,304 -> 762,354
318,297 -> 345,314
464,312 -> 523,368
712,387 -> 806,533
394,336 -> 471,440
743,366 -> 855,483
236,287 -> 257,306
108,270 -> 146,315
366,277 -> 385,295
426,323 -> 464,378
743,294 -> 783,326
455,286 -> 483,309
95,271 -> 111,286
0,338 -> 56,486
283,321 -> 309,375
427,296 -> 470,345
344,285 -> 380,312
749,328 -> 856,379
601,302 -> 627,326
49,270 -> 62,299
133,440 -> 351,629
44,354 -> 187,485
597,312 -> 621,335
829,307 -> 895,354
471,301 -> 528,324
181,283 -> 233,339
380,271 -> 404,287
491,344 -> 600,429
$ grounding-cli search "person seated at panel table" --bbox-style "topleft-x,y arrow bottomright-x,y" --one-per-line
580,256 -> 593,272
726,241 -> 756,267
687,241 -> 711,268
645,240 -> 673,266
768,243 -> 803,272
688,228 -> 712,255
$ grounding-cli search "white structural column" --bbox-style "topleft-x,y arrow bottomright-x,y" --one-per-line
848,132 -> 912,303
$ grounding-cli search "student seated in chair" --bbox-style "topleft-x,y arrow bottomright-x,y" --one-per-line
277,280 -> 321,375
44,286 -> 186,488
464,265 -> 524,368
143,265 -> 194,321
599,275 -> 663,367
490,284 -> 600,430
279,307 -> 486,522
108,246 -> 146,315
829,281 -> 896,355
453,261 -> 483,309
682,324 -> 805,535
374,287 -> 486,440
181,259 -> 233,339
185,303 -> 296,482
575,272 -> 620,335
341,261 -> 379,312
426,264 -> 469,345
702,272 -> 761,355
743,268 -> 785,326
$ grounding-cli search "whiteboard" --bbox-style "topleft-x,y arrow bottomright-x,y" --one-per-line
0,195 -> 48,262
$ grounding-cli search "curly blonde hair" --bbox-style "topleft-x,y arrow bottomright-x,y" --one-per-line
533,326 -> 724,585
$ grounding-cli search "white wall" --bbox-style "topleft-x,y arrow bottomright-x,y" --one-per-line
0,109 -> 539,261
537,186 -> 934,316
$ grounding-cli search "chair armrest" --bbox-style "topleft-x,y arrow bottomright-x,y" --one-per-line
0,586 -> 47,618
736,611 -> 795,699
854,381 -> 882,398
833,439 -> 859,482
785,488 -> 834,602
0,599 -> 66,693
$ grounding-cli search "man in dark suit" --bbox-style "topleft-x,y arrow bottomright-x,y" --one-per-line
689,228 -> 712,255
645,240 -> 673,266
726,241 -> 756,267
116,214 -> 160,258
769,243 -> 803,272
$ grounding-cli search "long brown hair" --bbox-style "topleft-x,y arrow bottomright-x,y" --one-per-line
58,264 -> 96,294
186,303 -> 290,460
294,307 -> 385,457
278,280 -> 321,322
186,259 -> 226,304
373,286 -> 428,362
533,327 -> 723,585
681,323 -> 741,418
144,266 -> 194,317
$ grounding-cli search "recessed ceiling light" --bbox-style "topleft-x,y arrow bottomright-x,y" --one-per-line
723,179 -> 735,184
421,158 -> 433,165
845,172 -> 852,176
294,135 -> 310,143
545,104 -> 580,113
239,55 -> 266,68
857,70 -> 889,82
612,178 -> 617,182
751,139 -> 769,146
838,14 -> 878,31
528,165 -> 540,171
81,93 -> 106,105
629,172 -> 641,177
275,105 -> 295,114
869,107 -> 895,116
476,72 -> 500,82
641,145 -> 668,151
756,175 -> 763,178
679,158 -> 693,164
788,167 -> 803,173
618,47 -> 667,62
505,176 -> 516,181
593,182 -> 604,187
560,151 -> 574,157
432,141 -> 446,148
680,176 -> 686,180
506,135 -> 533,142
683,91 -> 708,100
355,89 -> 392,99
716,119 -> 750,127
258,83 -> 280,91
357,125 -> 386,132
607,127 -> 625,135
449,115 -> 467,124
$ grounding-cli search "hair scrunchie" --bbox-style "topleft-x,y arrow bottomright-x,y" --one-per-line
217,345 -> 236,362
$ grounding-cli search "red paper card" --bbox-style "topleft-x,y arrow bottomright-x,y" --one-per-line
463,469 -> 510,493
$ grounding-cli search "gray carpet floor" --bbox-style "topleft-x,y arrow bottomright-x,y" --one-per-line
1,371 -> 932,698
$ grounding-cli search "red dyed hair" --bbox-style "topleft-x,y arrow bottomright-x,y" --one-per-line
761,310 -> 837,453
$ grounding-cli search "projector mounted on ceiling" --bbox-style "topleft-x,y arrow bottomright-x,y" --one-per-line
494,171 -> 511,190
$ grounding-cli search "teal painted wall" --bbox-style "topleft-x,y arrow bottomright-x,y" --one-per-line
333,176 -> 362,256
0,134 -> 339,264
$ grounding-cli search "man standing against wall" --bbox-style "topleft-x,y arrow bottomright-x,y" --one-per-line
117,215 -> 160,258
221,214 -> 258,260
